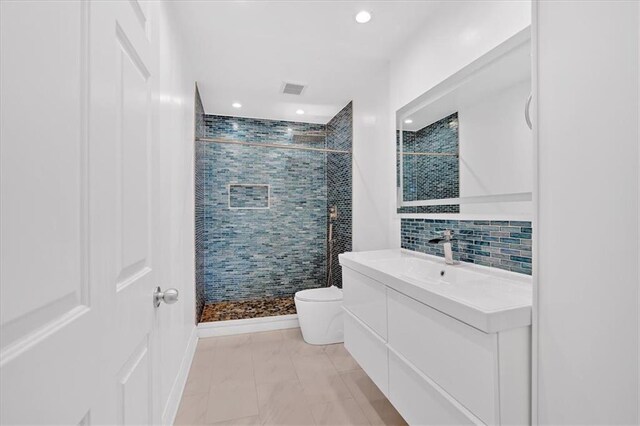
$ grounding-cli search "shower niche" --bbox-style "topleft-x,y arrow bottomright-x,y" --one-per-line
194,100 -> 353,324
228,184 -> 270,210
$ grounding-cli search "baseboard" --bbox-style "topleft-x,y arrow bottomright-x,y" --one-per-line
197,314 -> 299,338
161,326 -> 198,426
159,316 -> 299,423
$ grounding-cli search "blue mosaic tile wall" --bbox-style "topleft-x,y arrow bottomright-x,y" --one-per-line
194,84 -> 206,323
198,108 -> 352,303
229,184 -> 270,209
397,113 -> 459,214
204,115 -> 326,147
401,218 -> 532,275
327,102 -> 353,288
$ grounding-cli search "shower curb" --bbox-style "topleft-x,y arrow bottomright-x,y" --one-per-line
197,314 -> 299,338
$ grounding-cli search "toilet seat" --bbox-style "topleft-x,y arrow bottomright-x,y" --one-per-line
295,286 -> 342,302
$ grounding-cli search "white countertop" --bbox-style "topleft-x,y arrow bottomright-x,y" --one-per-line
339,249 -> 532,333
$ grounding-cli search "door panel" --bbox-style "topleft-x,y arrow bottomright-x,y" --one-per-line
1,0 -> 159,424
117,338 -> 151,425
0,0 -> 89,345
0,1 -> 96,424
0,312 -> 96,424
115,21 -> 151,287
111,2 -> 156,424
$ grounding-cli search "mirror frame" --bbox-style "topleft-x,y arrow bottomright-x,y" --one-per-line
396,27 -> 532,218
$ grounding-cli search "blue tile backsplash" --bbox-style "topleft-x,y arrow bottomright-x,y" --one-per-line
196,103 -> 353,304
401,218 -> 532,275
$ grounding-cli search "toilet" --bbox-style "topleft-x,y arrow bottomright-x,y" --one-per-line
294,285 -> 344,345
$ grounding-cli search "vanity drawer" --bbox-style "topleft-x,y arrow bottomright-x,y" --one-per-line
343,308 -> 388,396
342,267 -> 387,339
388,350 -> 479,426
387,288 -> 499,424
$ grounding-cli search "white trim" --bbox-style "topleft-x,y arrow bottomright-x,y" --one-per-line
531,2 -> 540,424
400,192 -> 532,208
397,213 -> 532,222
637,1 -> 640,420
198,314 -> 299,338
161,326 -> 198,426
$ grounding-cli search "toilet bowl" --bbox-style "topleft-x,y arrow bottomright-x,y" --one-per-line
294,285 -> 343,345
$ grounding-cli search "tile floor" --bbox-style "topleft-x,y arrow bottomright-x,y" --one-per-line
175,328 -> 406,426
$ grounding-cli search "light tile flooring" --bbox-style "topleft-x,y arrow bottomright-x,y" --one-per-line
175,328 -> 407,426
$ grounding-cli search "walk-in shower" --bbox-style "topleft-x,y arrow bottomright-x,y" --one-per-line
194,96 -> 353,323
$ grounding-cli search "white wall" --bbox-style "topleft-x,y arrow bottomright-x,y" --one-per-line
535,1 -> 639,423
148,3 -> 197,424
390,1 -> 531,113
459,79 -> 532,214
352,65 -> 398,251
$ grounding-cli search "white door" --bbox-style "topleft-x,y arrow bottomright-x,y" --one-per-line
91,1 -> 159,424
1,1 -> 161,424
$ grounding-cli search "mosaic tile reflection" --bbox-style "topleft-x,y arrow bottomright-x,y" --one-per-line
200,296 -> 297,322
397,113 -> 460,214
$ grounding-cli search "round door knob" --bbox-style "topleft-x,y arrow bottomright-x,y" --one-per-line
154,286 -> 179,307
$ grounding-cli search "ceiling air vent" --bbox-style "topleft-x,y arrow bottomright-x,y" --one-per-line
282,82 -> 306,95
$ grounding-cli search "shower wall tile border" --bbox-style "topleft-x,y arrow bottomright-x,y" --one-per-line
194,83 -> 206,323
327,102 -> 353,288
401,218 -> 532,275
204,114 -> 326,147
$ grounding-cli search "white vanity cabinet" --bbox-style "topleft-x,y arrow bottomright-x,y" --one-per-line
340,249 -> 532,426
342,267 -> 389,394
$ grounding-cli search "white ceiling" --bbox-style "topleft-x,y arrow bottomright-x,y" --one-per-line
170,1 -> 442,124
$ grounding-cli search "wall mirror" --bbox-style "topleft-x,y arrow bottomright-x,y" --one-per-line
397,28 -> 532,217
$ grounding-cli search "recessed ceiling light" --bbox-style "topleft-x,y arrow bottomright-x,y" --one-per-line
404,119 -> 413,124
232,102 -> 242,108
355,11 -> 371,24
296,109 -> 305,115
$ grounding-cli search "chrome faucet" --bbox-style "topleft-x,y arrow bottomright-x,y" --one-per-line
428,229 -> 458,265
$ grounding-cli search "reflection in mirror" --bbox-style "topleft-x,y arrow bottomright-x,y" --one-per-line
397,113 -> 460,213
396,29 -> 532,216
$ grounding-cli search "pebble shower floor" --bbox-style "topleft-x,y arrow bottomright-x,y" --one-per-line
199,296 -> 297,322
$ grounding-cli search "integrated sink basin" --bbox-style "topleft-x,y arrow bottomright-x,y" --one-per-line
339,248 -> 532,333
